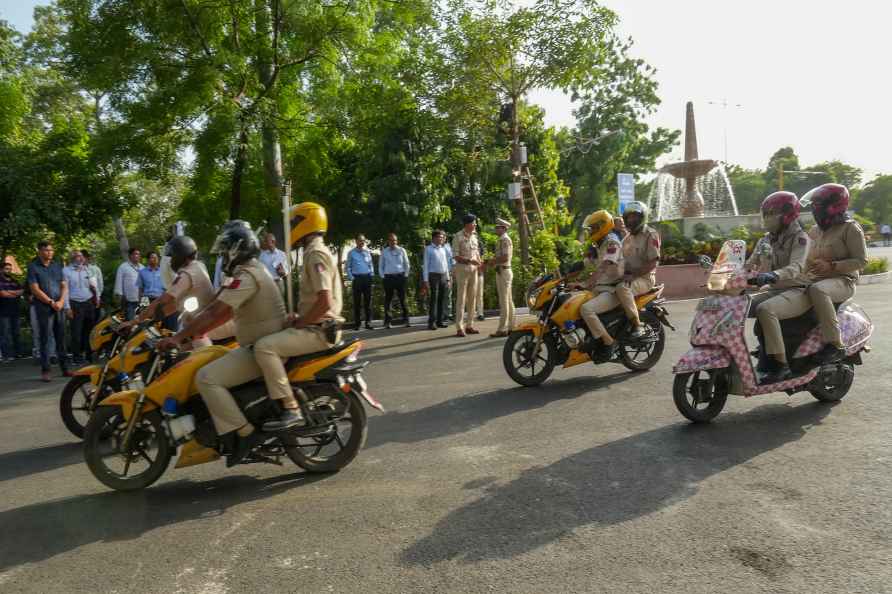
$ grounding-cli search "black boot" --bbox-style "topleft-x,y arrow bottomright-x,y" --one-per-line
226,430 -> 260,467
262,409 -> 306,433
755,346 -> 776,374
760,359 -> 792,385
814,344 -> 846,365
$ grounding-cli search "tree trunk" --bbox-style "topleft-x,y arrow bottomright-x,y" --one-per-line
230,125 -> 249,219
255,0 -> 284,238
113,217 -> 129,261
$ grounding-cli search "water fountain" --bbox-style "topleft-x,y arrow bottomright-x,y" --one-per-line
649,102 -> 739,222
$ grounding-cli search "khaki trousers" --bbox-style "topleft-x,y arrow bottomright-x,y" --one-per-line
615,276 -> 654,326
195,347 -> 260,435
254,327 -> 333,402
454,264 -> 478,332
756,278 -> 854,355
475,272 -> 484,317
580,291 -> 619,339
496,268 -> 515,333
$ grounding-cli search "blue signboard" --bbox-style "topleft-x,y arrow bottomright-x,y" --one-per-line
617,173 -> 635,214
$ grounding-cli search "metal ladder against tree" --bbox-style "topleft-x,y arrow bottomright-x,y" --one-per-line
517,165 -> 545,235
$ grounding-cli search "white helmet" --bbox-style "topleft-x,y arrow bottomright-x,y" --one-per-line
622,201 -> 649,233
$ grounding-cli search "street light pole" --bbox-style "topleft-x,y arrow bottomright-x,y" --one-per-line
707,99 -> 742,163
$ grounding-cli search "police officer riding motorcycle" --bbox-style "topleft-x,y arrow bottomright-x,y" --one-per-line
615,201 -> 661,339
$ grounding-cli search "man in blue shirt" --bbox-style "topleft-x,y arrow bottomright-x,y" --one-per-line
27,241 -> 71,381
345,234 -> 375,330
380,232 -> 411,329
422,230 -> 451,330
138,250 -> 176,329
63,250 -> 98,364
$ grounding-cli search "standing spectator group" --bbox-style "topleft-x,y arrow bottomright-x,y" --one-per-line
340,216 -> 516,336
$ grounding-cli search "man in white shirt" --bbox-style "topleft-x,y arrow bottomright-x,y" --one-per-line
379,232 -> 411,329
422,230 -> 451,330
114,248 -> 143,320
63,250 -> 98,363
259,232 -> 289,291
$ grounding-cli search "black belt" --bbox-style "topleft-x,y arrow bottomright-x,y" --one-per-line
496,266 -> 511,273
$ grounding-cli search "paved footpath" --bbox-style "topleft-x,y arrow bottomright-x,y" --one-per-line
0,285 -> 890,594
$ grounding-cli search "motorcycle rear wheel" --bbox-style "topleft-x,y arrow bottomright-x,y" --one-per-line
285,391 -> 367,473
84,407 -> 172,491
619,311 -> 665,371
502,331 -> 556,387
673,369 -> 729,423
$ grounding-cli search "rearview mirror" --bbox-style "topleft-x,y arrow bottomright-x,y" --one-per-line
183,296 -> 199,313
698,255 -> 713,269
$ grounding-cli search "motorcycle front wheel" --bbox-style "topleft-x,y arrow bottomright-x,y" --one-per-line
60,375 -> 99,439
84,407 -> 172,491
502,331 -> 556,387
673,368 -> 729,423
285,390 -> 367,473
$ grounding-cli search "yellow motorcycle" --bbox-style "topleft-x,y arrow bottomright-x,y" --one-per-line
60,312 -> 143,438
83,323 -> 380,491
503,272 -> 674,386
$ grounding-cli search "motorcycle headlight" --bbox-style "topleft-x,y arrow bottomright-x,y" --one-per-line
527,286 -> 543,310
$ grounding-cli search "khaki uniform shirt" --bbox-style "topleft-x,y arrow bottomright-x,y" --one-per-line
452,231 -> 480,273
799,220 -> 868,285
745,221 -> 810,289
167,260 -> 216,313
218,259 -> 287,346
588,232 -> 624,290
622,225 -> 660,283
298,236 -> 344,323
495,234 -> 513,268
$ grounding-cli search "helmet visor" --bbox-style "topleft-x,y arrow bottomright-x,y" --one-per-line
799,187 -> 819,209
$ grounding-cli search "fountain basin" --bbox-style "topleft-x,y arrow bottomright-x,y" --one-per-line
659,159 -> 718,179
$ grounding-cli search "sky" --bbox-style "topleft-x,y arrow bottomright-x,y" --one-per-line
3,0 -> 890,183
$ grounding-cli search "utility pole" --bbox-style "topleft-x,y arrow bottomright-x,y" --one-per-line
707,99 -> 742,163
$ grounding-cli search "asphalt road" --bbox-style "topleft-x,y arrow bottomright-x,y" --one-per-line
0,285 -> 890,594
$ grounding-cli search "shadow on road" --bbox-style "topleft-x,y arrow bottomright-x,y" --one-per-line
366,372 -> 634,450
363,335 -> 499,365
0,442 -> 83,483
0,472 -> 328,573
402,400 -> 835,565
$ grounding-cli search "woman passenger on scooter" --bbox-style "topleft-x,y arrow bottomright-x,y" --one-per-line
745,191 -> 811,379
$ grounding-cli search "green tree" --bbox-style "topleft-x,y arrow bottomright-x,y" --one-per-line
725,164 -> 767,214
559,35 -> 679,222
434,0 -> 617,262
855,174 -> 892,226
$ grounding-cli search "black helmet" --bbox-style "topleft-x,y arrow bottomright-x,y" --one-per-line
211,220 -> 260,275
165,236 -> 198,272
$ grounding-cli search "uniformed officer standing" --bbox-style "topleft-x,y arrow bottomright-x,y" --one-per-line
573,210 -> 624,358
743,192 -> 810,378
127,236 -> 234,347
159,221 -> 287,466
253,202 -> 345,432
452,214 -> 482,337
754,184 -> 867,382
486,218 -> 514,337
615,202 -> 660,338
